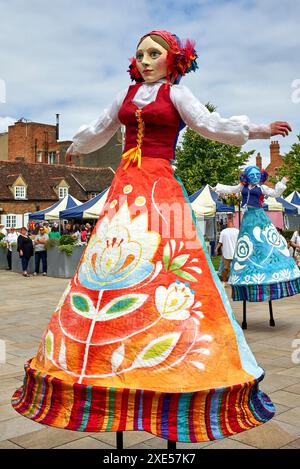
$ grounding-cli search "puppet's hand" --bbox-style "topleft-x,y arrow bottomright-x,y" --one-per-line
270,121 -> 292,137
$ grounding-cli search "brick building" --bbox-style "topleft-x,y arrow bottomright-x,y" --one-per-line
0,117 -> 122,170
255,140 -> 284,187
0,161 -> 115,228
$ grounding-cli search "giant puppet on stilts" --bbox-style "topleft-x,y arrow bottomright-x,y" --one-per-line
12,30 -> 293,443
216,166 -> 300,328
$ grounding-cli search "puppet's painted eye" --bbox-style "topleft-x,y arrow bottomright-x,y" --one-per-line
150,51 -> 161,58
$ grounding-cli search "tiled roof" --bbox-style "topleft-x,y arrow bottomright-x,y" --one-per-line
0,161 -> 114,201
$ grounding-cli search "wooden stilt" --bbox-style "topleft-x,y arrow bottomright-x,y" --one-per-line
167,439 -> 177,450
269,300 -> 275,327
116,431 -> 123,450
242,300 -> 247,330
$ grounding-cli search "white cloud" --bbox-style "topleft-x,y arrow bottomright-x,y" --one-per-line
0,0 -> 299,168
0,117 -> 15,133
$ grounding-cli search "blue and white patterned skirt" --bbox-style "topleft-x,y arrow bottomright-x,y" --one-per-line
229,207 -> 300,301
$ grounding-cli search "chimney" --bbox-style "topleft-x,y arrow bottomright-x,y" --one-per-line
56,114 -> 60,141
256,152 -> 262,169
270,140 -> 280,163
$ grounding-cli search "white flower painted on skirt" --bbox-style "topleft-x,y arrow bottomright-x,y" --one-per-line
229,274 -> 239,284
262,225 -> 289,257
279,269 -> 291,280
293,267 -> 300,277
244,275 -> 251,284
252,273 -> 266,283
155,280 -> 203,321
236,235 -> 253,262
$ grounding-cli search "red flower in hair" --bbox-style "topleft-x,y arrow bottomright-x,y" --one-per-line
128,30 -> 198,84
128,57 -> 144,83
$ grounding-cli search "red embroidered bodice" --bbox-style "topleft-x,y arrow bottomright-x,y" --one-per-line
118,83 -> 184,160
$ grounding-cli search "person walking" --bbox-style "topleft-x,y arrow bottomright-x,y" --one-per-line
17,227 -> 34,277
216,215 -> 239,284
4,227 -> 18,270
33,226 -> 49,276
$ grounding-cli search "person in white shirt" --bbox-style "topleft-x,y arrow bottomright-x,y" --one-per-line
291,226 -> 300,266
4,228 -> 19,270
217,216 -> 239,282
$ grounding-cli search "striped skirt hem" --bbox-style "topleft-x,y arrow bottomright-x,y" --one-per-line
231,277 -> 300,302
11,362 -> 275,442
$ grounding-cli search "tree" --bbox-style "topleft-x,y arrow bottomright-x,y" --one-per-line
275,134 -> 300,193
174,104 -> 254,195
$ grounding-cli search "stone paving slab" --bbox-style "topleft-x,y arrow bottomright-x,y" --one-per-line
0,270 -> 299,449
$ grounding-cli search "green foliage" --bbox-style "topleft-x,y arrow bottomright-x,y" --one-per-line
211,255 -> 221,271
59,235 -> 75,246
174,106 -> 254,195
276,134 -> 300,193
0,241 -> 7,248
58,244 -> 75,256
45,238 -> 60,250
0,233 -> 5,241
282,230 -> 295,240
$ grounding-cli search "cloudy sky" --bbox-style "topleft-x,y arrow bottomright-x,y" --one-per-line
1,0 -> 300,166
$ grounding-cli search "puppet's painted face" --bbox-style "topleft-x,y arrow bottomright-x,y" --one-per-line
247,167 -> 261,185
136,36 -> 168,83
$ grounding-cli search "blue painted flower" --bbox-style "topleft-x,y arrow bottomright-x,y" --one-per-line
78,202 -> 160,290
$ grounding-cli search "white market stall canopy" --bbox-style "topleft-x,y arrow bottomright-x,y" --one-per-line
285,191 -> 300,215
263,196 -> 298,214
189,185 -> 234,218
29,194 -> 82,220
59,188 -> 109,220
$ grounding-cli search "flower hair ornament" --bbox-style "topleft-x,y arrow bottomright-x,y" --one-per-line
128,29 -> 198,84
240,166 -> 268,185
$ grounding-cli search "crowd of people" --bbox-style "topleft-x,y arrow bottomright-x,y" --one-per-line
0,221 -> 95,277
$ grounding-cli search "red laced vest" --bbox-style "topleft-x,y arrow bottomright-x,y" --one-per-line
118,83 -> 185,161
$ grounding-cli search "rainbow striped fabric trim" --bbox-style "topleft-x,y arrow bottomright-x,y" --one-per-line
12,363 -> 275,442
232,278 -> 300,302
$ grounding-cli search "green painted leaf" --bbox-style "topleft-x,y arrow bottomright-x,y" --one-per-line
106,297 -> 137,315
45,332 -> 53,358
45,336 -> 52,355
98,294 -> 148,321
169,254 -> 189,271
172,269 -> 197,282
142,337 -> 174,361
72,295 -> 90,313
163,242 -> 171,270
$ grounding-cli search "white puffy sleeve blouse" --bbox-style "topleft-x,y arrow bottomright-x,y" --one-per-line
215,178 -> 288,197
71,81 -> 271,154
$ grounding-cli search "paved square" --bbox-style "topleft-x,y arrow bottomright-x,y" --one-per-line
0,270 -> 299,449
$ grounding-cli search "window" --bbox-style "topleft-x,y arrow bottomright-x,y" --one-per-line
14,186 -> 26,199
6,215 -> 17,228
48,152 -> 56,165
37,151 -> 43,163
59,187 -> 68,198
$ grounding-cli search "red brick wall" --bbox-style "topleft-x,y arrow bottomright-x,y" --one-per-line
8,122 -> 59,164
265,141 -> 284,188
0,200 -> 52,215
